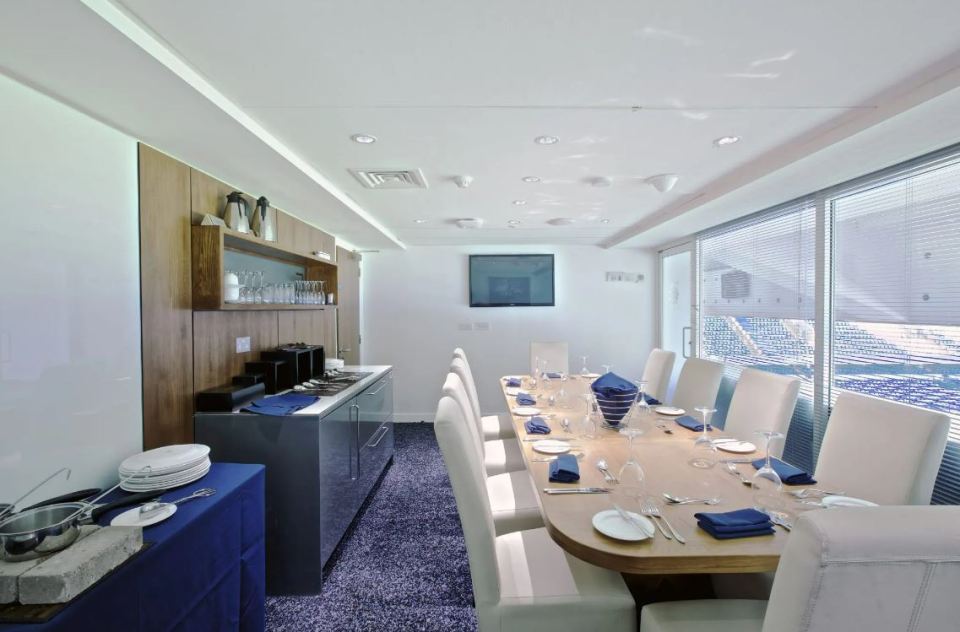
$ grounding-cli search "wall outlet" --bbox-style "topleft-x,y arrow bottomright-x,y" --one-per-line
474,322 -> 491,332
236,336 -> 251,353
458,323 -> 474,331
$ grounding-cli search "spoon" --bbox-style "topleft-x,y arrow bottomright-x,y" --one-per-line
725,463 -> 753,486
139,488 -> 216,519
561,418 -> 572,433
789,488 -> 846,499
662,492 -> 721,505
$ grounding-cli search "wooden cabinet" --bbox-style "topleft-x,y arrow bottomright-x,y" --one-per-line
191,169 -> 277,242
278,210 -> 335,260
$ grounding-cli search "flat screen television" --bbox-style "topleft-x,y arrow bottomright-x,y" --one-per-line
469,254 -> 555,307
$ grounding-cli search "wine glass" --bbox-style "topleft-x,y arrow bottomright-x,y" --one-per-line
540,359 -> 552,388
580,356 -> 590,377
618,394 -> 645,450
601,364 -> 612,375
529,355 -> 540,390
752,430 -> 786,512
617,457 -> 646,508
578,410 -> 598,440
634,380 -> 650,414
688,407 -> 718,469
557,371 -> 570,408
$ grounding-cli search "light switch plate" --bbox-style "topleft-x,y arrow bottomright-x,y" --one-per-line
474,322 -> 491,331
236,336 -> 251,353
458,323 -> 473,331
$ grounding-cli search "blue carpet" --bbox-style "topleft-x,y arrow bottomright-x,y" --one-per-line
266,423 -> 478,631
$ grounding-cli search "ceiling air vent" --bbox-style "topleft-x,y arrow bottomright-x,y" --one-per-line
349,168 -> 428,189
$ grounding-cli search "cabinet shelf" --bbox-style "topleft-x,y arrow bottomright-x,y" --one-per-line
218,303 -> 336,311
192,225 -> 338,311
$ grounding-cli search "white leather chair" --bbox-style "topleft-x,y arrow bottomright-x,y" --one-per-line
640,348 -> 676,403
452,348 -> 516,440
641,506 -> 960,632
723,368 -> 800,458
434,394 -> 636,632
530,341 -> 569,375
670,358 -> 724,413
441,372 -> 542,535
815,391 -> 949,505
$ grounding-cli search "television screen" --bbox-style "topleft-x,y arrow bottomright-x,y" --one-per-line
469,254 -> 555,307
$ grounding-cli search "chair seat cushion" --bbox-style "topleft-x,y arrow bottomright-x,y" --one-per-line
492,528 -> 635,632
484,438 -> 525,475
640,599 -> 766,632
483,413 -> 516,440
486,471 -> 543,535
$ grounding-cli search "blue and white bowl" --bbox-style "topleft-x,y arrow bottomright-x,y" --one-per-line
594,391 -> 637,425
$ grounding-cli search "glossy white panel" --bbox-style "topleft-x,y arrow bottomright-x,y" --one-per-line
0,75 -> 141,502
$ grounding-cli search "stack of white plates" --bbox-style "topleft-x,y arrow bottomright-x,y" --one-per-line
119,444 -> 211,492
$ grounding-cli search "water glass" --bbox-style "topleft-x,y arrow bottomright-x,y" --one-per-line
752,430 -> 786,512
689,406 -> 718,469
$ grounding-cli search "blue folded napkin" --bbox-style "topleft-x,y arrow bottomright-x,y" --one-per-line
549,454 -> 580,483
644,395 -> 661,406
675,415 -> 712,432
751,457 -> 816,486
524,416 -> 551,435
545,372 -> 562,379
591,372 -> 638,399
243,393 -> 318,416
516,393 -> 537,406
695,508 -> 774,539
505,378 -> 522,387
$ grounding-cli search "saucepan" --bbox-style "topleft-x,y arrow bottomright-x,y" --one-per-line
0,466 -> 159,561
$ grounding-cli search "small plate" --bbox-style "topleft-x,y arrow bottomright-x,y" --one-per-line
512,406 -> 542,416
110,503 -> 177,528
580,373 -> 601,379
822,495 -> 878,508
592,509 -> 654,541
505,387 -> 528,397
716,441 -> 757,454
654,406 -> 685,416
502,376 -> 523,382
532,440 -> 572,454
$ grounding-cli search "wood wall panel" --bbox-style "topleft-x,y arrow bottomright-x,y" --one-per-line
277,309 -> 337,354
190,169 -> 278,241
139,144 -> 194,448
193,311 -> 279,392
336,247 -> 362,364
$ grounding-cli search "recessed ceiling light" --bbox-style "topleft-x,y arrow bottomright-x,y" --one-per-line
507,219 -> 521,225
547,217 -> 576,226
600,218 -> 611,224
413,218 -> 427,224
646,173 -> 680,193
512,200 -> 527,206
351,133 -> 377,144
534,135 -> 559,145
522,176 -> 541,183
590,176 -> 613,188
713,135 -> 741,147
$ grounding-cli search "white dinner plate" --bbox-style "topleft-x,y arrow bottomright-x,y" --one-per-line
654,406 -> 686,416
532,440 -> 572,455
110,503 -> 177,528
592,509 -> 654,541
715,441 -> 757,454
120,444 -> 210,475
505,387 -> 528,397
512,406 -> 542,417
822,495 -> 878,508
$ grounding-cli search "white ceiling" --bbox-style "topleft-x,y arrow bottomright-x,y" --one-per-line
4,1 -> 960,249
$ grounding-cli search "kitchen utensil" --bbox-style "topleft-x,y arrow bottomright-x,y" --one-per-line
596,459 -> 618,483
642,503 -> 685,543
542,488 -> 611,495
788,488 -> 847,499
251,196 -> 275,241
223,191 -> 250,233
138,487 -> 216,520
0,468 -> 72,521
725,462 -> 753,486
640,498 -> 671,540
662,492 -> 721,505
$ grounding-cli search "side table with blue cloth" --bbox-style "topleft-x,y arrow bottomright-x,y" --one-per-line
0,463 -> 265,632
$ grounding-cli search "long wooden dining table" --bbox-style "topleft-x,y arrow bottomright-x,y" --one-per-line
500,375 -> 827,575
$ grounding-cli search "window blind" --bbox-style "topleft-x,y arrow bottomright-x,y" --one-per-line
698,200 -> 818,469
831,156 -> 960,504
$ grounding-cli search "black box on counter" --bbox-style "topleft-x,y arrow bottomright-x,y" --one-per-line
196,382 -> 265,412
244,360 -> 287,394
233,373 -> 263,387
261,345 -> 324,384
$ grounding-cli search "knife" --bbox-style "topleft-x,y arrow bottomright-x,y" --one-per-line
543,487 -> 612,495
720,457 -> 755,464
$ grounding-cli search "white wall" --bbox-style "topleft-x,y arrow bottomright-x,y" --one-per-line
362,245 -> 656,420
0,75 -> 142,501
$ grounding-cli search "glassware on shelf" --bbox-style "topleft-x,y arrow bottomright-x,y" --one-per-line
688,407 -> 718,469
580,355 -> 590,376
254,271 -> 264,304
752,430 -> 786,512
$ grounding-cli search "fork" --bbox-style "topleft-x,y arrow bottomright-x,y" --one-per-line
639,499 -> 671,540
789,488 -> 845,498
643,502 -> 686,544
725,463 -> 753,486
596,459 -> 619,483
662,492 -> 721,505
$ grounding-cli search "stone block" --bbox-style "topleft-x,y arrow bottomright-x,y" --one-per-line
0,525 -> 100,604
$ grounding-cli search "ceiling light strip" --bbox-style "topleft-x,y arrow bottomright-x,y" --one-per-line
80,0 -> 405,250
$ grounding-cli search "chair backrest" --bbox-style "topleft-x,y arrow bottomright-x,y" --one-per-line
763,506 -> 960,632
670,358 -> 724,413
640,348 -> 676,402
530,341 -> 569,374
433,392 -> 501,607
815,391 -> 949,505
442,369 -> 485,458
451,349 -> 483,424
724,368 -> 800,458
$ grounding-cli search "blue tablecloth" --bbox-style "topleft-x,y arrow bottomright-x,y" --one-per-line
0,463 -> 265,632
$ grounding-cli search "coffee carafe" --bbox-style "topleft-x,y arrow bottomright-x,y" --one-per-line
252,196 -> 275,241
224,191 -> 250,233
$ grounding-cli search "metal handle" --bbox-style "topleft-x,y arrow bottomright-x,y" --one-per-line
363,379 -> 388,397
349,404 -> 359,481
368,425 -> 390,448
681,326 -> 692,359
